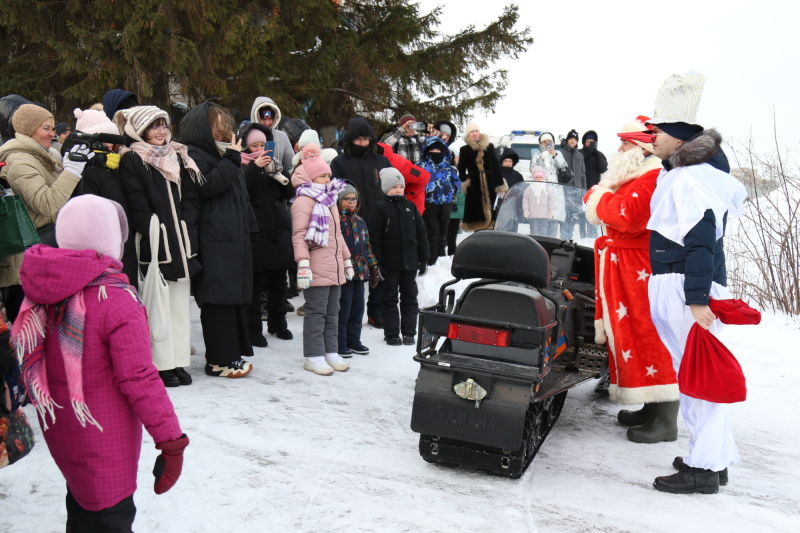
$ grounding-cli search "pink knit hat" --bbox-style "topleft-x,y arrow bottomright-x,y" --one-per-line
532,165 -> 546,179
74,108 -> 120,136
291,145 -> 331,186
56,195 -> 128,260
245,128 -> 267,148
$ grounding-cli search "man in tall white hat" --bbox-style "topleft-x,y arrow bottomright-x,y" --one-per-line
645,73 -> 747,494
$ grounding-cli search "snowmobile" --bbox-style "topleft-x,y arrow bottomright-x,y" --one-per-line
410,181 -> 608,478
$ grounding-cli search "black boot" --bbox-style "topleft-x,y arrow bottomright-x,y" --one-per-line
159,370 -> 180,388
626,400 -> 679,443
172,367 -> 192,386
673,456 -> 728,486
654,467 -> 719,494
617,403 -> 653,427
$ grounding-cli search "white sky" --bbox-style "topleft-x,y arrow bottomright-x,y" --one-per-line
419,0 -> 800,160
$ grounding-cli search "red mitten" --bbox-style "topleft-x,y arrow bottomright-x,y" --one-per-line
153,434 -> 189,494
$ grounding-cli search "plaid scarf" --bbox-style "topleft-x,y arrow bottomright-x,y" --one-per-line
11,265 -> 141,432
296,179 -> 346,247
124,141 -> 203,185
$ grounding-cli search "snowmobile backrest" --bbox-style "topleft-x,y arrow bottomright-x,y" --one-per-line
452,231 -> 550,287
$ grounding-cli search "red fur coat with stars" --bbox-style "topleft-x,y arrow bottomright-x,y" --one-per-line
583,162 -> 678,405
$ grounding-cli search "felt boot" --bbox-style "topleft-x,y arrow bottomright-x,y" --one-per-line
626,400 -> 679,443
617,403 -> 653,427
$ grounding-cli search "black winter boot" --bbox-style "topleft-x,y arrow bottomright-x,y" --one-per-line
673,456 -> 728,486
653,467 -> 719,494
626,400 -> 679,443
617,403 -> 653,427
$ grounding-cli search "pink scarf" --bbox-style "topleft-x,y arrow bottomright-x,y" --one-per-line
11,265 -> 140,432
124,141 -> 203,185
240,149 -> 265,166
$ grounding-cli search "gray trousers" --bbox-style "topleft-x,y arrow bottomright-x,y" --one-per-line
302,285 -> 342,356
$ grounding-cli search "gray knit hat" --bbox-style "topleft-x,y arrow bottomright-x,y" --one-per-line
380,167 -> 404,194
337,184 -> 359,207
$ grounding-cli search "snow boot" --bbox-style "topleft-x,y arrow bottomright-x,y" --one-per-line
653,467 -> 719,494
626,400 -> 679,443
172,367 -> 192,386
159,370 -> 180,388
617,403 -> 654,427
673,456 -> 728,486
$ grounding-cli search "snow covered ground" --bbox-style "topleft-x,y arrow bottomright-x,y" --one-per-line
1,260 -> 799,533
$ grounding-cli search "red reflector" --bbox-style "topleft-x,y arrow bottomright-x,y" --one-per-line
447,323 -> 511,347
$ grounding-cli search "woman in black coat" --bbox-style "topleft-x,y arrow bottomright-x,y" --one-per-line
118,105 -> 201,387
457,122 -> 506,231
239,122 -> 295,345
180,102 -> 256,379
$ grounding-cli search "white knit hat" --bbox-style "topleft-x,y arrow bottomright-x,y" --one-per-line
74,108 -> 120,136
298,129 -> 320,149
647,72 -> 706,125
122,106 -> 170,143
463,121 -> 480,142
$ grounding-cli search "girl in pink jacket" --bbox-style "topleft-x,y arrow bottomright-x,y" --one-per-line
12,195 -> 187,531
291,145 -> 354,376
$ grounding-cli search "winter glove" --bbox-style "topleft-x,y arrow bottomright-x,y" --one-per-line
297,259 -> 313,290
418,262 -> 427,277
369,266 -> 382,289
344,259 -> 355,281
153,433 -> 189,495
273,173 -> 290,186
62,144 -> 94,177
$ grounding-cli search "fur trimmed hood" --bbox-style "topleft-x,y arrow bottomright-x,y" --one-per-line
669,128 -> 721,168
465,133 -> 490,152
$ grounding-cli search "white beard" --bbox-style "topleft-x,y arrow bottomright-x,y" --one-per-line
599,148 -> 646,190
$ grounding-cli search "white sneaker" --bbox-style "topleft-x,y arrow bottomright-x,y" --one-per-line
324,354 -> 350,372
304,358 -> 334,376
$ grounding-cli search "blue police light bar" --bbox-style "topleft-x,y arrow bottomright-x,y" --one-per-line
511,130 -> 542,135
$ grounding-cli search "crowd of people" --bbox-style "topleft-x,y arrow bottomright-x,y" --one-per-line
0,83 -> 748,529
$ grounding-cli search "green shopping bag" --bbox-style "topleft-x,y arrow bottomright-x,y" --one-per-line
0,190 -> 40,258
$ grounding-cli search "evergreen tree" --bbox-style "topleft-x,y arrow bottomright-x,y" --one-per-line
0,0 -> 532,131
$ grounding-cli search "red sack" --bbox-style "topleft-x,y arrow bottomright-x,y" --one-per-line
678,299 -> 760,404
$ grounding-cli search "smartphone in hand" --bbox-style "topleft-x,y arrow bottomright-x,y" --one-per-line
265,141 -> 275,158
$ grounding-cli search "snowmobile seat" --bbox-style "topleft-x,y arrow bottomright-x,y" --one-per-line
452,231 -> 550,287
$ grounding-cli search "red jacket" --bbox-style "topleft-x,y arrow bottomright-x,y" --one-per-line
378,143 -> 429,215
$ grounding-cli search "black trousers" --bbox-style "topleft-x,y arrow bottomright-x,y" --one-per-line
446,218 -> 461,256
201,303 -> 253,365
1,284 -> 24,323
423,202 -> 451,263
66,490 -> 136,533
248,268 -> 288,337
380,269 -> 419,337
367,281 -> 382,320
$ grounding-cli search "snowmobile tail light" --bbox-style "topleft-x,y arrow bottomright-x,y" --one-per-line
447,323 -> 511,347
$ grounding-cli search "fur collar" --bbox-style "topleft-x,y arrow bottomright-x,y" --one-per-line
465,133 -> 490,152
669,128 -> 721,168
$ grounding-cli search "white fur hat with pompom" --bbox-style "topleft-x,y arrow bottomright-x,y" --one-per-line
74,107 -> 120,136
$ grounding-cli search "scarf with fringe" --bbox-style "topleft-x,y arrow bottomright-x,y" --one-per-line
124,141 -> 203,185
296,179 -> 346,247
11,265 -> 141,432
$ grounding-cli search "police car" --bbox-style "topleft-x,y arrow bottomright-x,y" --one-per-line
494,130 -> 549,181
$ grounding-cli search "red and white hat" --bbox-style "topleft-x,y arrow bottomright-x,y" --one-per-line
617,115 -> 655,154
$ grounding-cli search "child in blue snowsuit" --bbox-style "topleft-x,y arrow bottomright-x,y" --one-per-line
417,136 -> 461,265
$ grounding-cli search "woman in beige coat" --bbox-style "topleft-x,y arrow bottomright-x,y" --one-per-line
0,104 -> 89,321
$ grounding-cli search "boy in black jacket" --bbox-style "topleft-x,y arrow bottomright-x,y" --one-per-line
369,168 -> 428,346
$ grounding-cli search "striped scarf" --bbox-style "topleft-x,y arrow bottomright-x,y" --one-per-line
11,266 -> 141,432
296,179 -> 346,247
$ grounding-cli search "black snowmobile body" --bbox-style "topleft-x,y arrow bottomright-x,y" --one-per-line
410,182 -> 608,478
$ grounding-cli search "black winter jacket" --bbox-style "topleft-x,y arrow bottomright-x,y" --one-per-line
369,195 -> 429,271
579,144 -> 608,188
330,118 -> 392,226
180,102 -> 256,307
558,143 -> 587,189
74,161 -> 139,287
119,151 -> 201,282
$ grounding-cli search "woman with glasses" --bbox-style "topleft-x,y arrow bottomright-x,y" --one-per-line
119,106 -> 202,388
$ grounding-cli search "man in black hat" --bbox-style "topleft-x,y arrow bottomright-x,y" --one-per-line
645,116 -> 747,495
558,129 -> 587,240
381,114 -> 422,163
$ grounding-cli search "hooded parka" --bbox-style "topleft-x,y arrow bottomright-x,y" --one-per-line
249,97 -> 295,176
180,102 -> 256,307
